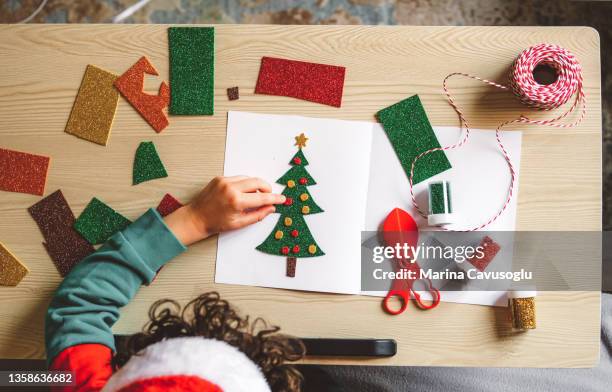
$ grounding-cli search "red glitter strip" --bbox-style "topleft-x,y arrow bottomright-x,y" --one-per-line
0,147 -> 50,196
255,57 -> 346,107
114,57 -> 170,133
156,193 -> 184,217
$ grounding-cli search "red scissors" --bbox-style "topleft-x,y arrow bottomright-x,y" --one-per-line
381,208 -> 441,315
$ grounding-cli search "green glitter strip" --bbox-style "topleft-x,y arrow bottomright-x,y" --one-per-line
376,95 -> 451,184
256,214 -> 325,258
74,198 -> 132,245
133,141 -> 168,185
429,182 -> 445,214
168,27 -> 215,115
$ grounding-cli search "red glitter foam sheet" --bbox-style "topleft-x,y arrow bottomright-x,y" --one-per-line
114,56 -> 170,133
255,57 -> 346,107
0,148 -> 50,196
156,193 -> 183,217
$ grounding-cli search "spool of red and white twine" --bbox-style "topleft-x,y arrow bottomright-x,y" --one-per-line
411,43 -> 586,231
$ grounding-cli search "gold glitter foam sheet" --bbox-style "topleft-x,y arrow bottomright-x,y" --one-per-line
65,64 -> 119,146
0,242 -> 29,286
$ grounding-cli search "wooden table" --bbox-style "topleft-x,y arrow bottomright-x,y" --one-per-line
0,25 -> 601,367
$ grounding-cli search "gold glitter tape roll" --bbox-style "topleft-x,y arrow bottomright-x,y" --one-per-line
508,290 -> 536,330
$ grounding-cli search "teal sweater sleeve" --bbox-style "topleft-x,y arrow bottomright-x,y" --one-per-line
45,208 -> 187,364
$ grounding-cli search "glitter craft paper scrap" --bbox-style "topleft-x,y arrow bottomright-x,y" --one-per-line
255,57 -> 346,107
216,111 -> 373,294
65,64 -> 119,146
115,57 -> 170,133
28,190 -> 95,277
168,27 -> 215,115
0,242 -> 29,286
0,147 -> 50,196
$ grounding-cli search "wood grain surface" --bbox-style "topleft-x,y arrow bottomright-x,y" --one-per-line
0,25 -> 602,367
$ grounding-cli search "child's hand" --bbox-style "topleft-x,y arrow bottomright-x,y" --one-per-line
164,176 -> 286,245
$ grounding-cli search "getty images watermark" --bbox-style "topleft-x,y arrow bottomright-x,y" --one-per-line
371,241 -> 532,282
360,231 -> 602,292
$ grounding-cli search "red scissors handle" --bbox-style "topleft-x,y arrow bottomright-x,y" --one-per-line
412,280 -> 441,310
382,289 -> 410,315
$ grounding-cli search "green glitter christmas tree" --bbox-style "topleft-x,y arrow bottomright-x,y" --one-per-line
256,133 -> 324,277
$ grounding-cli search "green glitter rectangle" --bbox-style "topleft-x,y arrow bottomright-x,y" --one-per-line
168,27 -> 215,115
376,95 -> 451,184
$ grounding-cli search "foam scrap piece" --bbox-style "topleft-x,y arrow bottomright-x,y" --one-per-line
43,239 -> 93,277
255,57 -> 346,107
376,95 -> 451,184
227,87 -> 239,101
115,57 -> 170,133
65,65 -> 119,146
0,147 -> 50,196
168,27 -> 215,115
156,193 -> 183,217
74,198 -> 132,245
28,190 -> 94,276
468,236 -> 501,272
133,141 -> 168,185
0,242 -> 29,286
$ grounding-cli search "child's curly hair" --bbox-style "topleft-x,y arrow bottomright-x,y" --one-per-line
112,291 -> 305,392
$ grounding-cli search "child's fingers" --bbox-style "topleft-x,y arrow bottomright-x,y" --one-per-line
236,205 -> 275,227
234,177 -> 272,193
224,175 -> 249,183
241,192 -> 285,209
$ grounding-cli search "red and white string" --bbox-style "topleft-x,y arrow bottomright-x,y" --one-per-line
410,43 -> 586,231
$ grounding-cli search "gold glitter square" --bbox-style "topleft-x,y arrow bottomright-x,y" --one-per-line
0,242 -> 29,286
65,65 -> 119,146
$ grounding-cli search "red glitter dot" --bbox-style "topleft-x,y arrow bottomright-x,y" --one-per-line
293,157 -> 302,165
281,246 -> 290,255
299,177 -> 308,185
284,197 -> 293,206
291,230 -> 299,237
292,245 -> 300,253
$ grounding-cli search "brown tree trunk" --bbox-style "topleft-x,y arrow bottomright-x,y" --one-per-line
286,257 -> 297,277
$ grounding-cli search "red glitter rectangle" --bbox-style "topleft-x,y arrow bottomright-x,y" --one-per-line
255,57 -> 346,107
0,148 -> 50,196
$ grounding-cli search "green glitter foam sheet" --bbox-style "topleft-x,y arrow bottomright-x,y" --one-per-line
376,95 -> 451,184
168,27 -> 215,115
133,141 -> 168,185
74,198 -> 132,245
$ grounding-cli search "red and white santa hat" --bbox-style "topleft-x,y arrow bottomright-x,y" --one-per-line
101,337 -> 270,392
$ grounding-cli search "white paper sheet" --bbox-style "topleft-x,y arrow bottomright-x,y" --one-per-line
216,111 -> 522,306
364,124 -> 522,306
216,111 -> 373,294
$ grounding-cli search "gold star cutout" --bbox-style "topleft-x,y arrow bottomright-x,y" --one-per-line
295,133 -> 308,149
